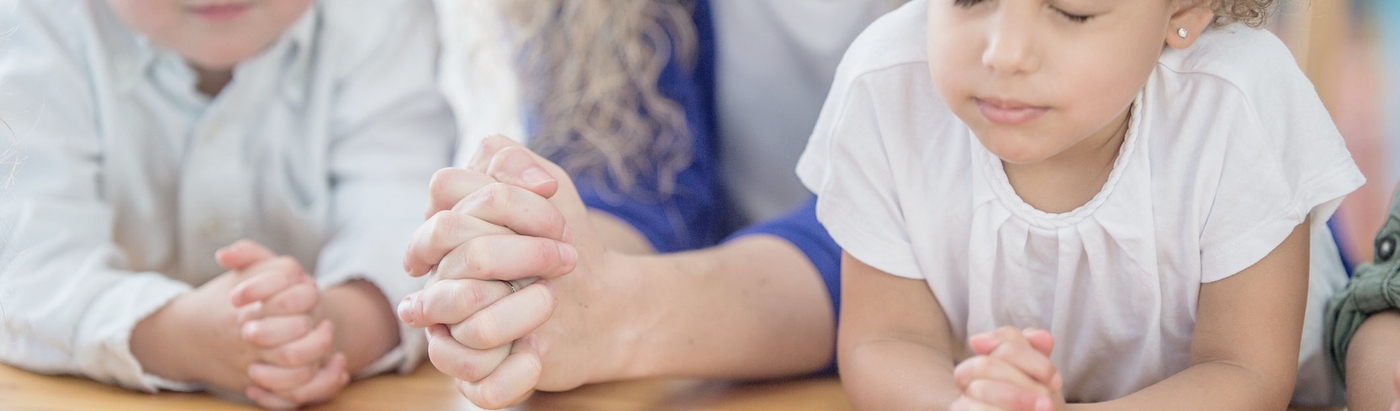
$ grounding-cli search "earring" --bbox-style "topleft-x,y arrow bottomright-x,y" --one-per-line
1177,27 -> 1188,39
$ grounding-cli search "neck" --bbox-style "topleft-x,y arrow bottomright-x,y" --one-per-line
1002,105 -> 1132,214
193,65 -> 234,97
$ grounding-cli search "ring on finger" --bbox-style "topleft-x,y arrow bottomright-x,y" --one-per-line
497,279 -> 519,293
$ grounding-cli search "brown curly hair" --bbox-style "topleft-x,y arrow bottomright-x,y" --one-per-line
1210,0 -> 1276,27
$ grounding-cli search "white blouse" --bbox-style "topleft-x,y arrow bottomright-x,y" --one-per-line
0,0 -> 455,391
797,1 -> 1363,405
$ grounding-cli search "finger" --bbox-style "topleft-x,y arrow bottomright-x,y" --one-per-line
953,356 -> 1051,396
248,282 -> 320,319
452,182 -> 570,241
242,316 -> 317,348
403,210 -> 514,278
969,331 -> 1000,356
465,134 -> 520,173
399,279 -> 514,327
426,167 -> 497,218
216,240 -> 278,271
965,379 -> 1051,411
951,395 -> 1010,411
229,257 -> 309,307
246,385 -> 297,411
456,335 -> 542,410
275,352 -> 351,406
485,146 -> 559,198
1022,328 -> 1055,358
435,234 -> 577,281
450,281 -> 557,350
427,324 -> 512,383
248,362 -> 318,393
988,328 -> 1059,388
261,320 -> 335,368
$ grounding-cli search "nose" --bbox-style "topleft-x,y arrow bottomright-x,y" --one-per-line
981,9 -> 1040,75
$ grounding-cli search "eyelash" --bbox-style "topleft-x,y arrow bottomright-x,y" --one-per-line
952,0 -> 1096,24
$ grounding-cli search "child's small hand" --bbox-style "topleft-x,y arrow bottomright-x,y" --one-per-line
951,327 -> 1065,411
217,240 -> 349,409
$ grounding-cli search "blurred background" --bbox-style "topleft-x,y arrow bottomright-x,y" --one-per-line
1271,0 -> 1399,266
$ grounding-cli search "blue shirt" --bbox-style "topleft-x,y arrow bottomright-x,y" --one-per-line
546,0 -> 844,328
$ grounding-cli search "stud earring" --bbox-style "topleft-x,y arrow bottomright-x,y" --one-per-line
1177,27 -> 1188,39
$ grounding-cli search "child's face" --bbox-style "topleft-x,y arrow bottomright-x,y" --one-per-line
105,0 -> 315,71
927,0 -> 1178,164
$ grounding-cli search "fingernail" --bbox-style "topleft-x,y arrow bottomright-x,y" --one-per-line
526,334 -> 541,352
523,168 -> 552,186
397,295 -> 417,322
1052,372 -> 1063,391
562,226 -> 574,243
558,243 -> 577,265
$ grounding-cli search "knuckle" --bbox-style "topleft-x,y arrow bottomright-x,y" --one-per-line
479,182 -> 513,210
429,211 -> 463,245
455,280 -> 490,311
429,168 -> 463,199
464,241 -> 496,279
462,318 -> 502,349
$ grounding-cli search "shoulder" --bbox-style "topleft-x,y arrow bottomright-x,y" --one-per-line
1155,24 -> 1312,115
835,0 -> 930,83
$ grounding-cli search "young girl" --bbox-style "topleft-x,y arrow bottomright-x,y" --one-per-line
0,0 -> 453,408
796,0 -> 1362,409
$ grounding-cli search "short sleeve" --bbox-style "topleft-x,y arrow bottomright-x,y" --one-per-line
796,74 -> 921,280
1195,71 -> 1365,283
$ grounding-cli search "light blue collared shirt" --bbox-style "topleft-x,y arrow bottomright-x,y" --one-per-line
0,0 -> 455,391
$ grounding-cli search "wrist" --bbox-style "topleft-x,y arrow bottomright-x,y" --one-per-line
130,294 -> 198,384
598,251 -> 668,382
321,280 -> 400,373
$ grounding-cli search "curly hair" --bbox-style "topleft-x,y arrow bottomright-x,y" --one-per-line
499,0 -> 697,198
1211,0 -> 1276,27
501,0 -> 910,198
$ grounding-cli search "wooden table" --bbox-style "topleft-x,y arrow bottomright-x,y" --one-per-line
0,363 -> 851,411
0,363 -> 1351,411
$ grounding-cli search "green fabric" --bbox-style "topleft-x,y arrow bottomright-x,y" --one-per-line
1327,188 -> 1400,381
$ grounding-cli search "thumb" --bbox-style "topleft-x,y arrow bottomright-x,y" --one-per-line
216,240 -> 278,271
1023,328 -> 1055,358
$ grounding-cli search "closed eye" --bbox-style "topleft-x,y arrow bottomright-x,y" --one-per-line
1054,7 -> 1094,23
954,0 -> 984,8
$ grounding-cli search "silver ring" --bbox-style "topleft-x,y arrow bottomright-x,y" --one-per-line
498,279 -> 519,293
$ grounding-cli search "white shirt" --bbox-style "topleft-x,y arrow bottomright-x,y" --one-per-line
712,0 -> 896,223
796,1 -> 1363,405
0,0 -> 455,391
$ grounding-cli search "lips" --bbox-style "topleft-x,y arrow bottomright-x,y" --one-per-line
976,97 -> 1049,126
188,2 -> 249,22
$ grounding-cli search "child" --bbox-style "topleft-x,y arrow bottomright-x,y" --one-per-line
0,0 -> 453,408
796,0 -> 1363,409
1327,186 -> 1400,411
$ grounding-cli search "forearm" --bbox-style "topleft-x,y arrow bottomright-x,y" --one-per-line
130,301 -> 199,384
321,280 -> 401,373
615,235 -> 835,380
1344,310 -> 1400,411
841,339 -> 961,411
1071,361 -> 1293,411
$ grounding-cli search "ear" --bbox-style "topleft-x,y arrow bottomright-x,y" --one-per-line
1164,0 -> 1216,49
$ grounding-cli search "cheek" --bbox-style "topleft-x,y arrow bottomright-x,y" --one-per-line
1051,36 -> 1160,130
105,0 -> 184,39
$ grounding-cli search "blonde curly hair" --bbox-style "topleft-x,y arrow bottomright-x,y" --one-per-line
501,0 -> 910,197
1210,0 -> 1276,27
